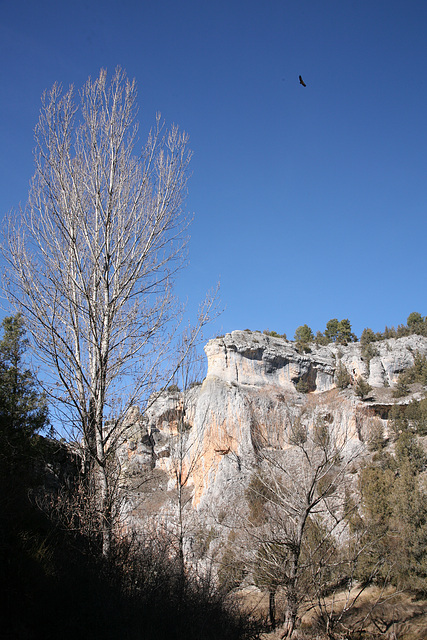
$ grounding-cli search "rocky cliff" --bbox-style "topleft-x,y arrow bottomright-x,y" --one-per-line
119,331 -> 427,526
206,330 -> 427,391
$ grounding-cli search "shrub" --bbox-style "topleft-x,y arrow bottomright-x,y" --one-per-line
314,330 -> 329,346
412,352 -> 427,385
397,324 -> 410,338
382,325 -> 397,339
335,361 -> 350,389
354,376 -> 372,399
362,341 -> 379,363
217,545 -> 246,593
167,384 -> 181,393
360,327 -> 377,346
405,398 -> 427,435
368,418 -> 386,452
295,378 -> 310,393
392,352 -> 427,397
392,375 -> 410,398
263,330 -> 286,339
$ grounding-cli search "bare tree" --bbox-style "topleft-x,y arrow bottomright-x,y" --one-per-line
150,336 -> 208,577
245,399 -> 363,638
3,68 -> 215,556
170,342 -> 207,574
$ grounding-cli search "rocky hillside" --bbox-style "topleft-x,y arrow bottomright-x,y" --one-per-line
206,330 -> 427,391
118,330 -> 427,527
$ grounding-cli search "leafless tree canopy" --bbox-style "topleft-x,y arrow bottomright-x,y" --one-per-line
2,68 -> 204,554
245,401 -> 364,637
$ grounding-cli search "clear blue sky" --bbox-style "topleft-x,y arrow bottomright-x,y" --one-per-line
1,0 -> 427,341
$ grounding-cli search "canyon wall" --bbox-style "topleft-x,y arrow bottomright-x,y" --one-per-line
119,331 -> 427,523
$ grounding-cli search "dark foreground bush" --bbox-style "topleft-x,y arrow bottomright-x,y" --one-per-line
0,492 -> 259,640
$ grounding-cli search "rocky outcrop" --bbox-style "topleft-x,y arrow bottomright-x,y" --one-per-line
206,330 -> 427,392
119,331 -> 427,522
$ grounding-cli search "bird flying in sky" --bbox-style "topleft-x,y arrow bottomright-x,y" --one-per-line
299,75 -> 306,87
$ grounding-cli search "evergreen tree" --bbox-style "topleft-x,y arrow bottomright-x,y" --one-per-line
0,314 -> 50,634
0,314 -> 48,472
407,311 -> 426,336
325,318 -> 340,342
324,318 -> 356,344
357,460 -> 395,583
360,328 -> 377,346
358,430 -> 427,593
335,361 -> 351,389
354,376 -> 372,399
314,330 -> 328,346
294,324 -> 314,345
337,319 -> 356,344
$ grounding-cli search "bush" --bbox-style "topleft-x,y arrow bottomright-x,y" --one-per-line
405,398 -> 427,435
314,330 -> 329,346
295,378 -> 310,393
360,327 -> 377,346
392,375 -> 410,398
354,376 -> 373,399
218,544 -> 246,593
1,487 -> 259,640
382,325 -> 397,339
167,384 -> 181,393
368,418 -> 386,452
392,352 -> 427,398
361,342 -> 379,363
412,352 -> 427,385
397,323 -> 410,338
335,361 -> 350,389
263,329 -> 286,339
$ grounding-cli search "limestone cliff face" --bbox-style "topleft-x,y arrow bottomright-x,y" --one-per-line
119,331 -> 427,520
205,331 -> 335,391
205,330 -> 427,391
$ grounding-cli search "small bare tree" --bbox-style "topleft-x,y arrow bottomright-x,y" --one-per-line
245,399 -> 363,638
163,336 -> 207,575
3,68 -> 215,556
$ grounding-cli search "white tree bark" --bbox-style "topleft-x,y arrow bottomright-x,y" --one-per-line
3,68 -> 213,555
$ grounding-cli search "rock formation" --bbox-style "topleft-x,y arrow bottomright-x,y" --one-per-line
118,330 -> 427,527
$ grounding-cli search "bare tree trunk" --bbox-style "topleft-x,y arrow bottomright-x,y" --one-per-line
269,590 -> 276,629
282,591 -> 298,639
3,68 -> 217,556
98,465 -> 112,557
244,400 -> 364,638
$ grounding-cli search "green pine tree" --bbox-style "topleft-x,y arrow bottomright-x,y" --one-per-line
337,318 -> 356,344
325,318 -> 340,342
294,324 -> 314,344
0,314 -> 48,473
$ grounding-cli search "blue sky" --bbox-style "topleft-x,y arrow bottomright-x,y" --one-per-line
1,0 -> 427,342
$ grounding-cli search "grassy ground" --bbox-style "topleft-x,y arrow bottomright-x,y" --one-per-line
235,585 -> 427,639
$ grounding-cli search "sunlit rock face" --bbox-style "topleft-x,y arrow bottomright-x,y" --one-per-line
365,335 -> 427,386
205,330 -> 427,392
205,331 -> 335,391
119,331 -> 427,519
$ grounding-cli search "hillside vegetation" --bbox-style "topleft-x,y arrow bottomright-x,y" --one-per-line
2,312 -> 427,639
